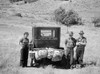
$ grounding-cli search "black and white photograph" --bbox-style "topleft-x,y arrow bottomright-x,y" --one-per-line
0,0 -> 100,74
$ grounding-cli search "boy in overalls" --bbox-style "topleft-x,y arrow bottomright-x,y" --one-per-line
19,32 -> 29,67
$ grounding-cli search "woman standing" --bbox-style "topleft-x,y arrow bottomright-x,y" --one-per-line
19,32 -> 29,67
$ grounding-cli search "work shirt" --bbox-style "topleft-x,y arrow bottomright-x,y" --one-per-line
20,37 -> 29,46
76,37 -> 87,48
65,37 -> 76,48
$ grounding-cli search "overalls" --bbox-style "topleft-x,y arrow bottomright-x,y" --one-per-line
65,37 -> 76,66
76,37 -> 87,64
20,38 -> 29,67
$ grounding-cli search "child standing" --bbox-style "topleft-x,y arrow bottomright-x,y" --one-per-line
19,32 -> 29,67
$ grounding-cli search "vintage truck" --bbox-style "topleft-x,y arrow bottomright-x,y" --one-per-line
29,27 -> 70,68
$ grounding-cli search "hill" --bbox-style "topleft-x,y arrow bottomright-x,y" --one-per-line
0,0 -> 100,74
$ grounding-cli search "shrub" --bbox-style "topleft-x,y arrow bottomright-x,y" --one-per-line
14,13 -> 22,17
92,17 -> 100,27
54,7 -> 66,23
54,7 -> 83,26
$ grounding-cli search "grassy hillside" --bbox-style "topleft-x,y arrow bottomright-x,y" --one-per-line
0,0 -> 100,74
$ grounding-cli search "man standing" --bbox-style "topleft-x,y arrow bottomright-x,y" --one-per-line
65,31 -> 76,68
19,32 -> 29,67
75,31 -> 87,66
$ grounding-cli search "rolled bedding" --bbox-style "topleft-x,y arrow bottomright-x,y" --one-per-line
29,48 -> 64,61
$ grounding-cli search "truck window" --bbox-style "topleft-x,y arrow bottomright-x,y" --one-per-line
40,30 -> 56,38
41,30 -> 52,37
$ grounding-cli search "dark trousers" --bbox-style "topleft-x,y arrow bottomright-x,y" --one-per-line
65,47 -> 74,66
20,45 -> 29,67
76,47 -> 85,64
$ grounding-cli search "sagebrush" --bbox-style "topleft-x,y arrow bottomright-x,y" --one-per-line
54,7 -> 83,26
92,17 -> 100,27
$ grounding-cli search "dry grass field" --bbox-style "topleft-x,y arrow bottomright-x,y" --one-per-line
0,0 -> 100,74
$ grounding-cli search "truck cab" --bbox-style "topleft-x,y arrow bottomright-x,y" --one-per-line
29,27 -> 65,67
32,27 -> 60,48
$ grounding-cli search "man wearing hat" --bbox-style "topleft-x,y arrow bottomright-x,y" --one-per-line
65,31 -> 76,68
19,32 -> 29,67
75,31 -> 87,66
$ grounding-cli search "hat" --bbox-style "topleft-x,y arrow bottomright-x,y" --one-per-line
24,32 -> 29,35
69,31 -> 73,36
79,31 -> 84,35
